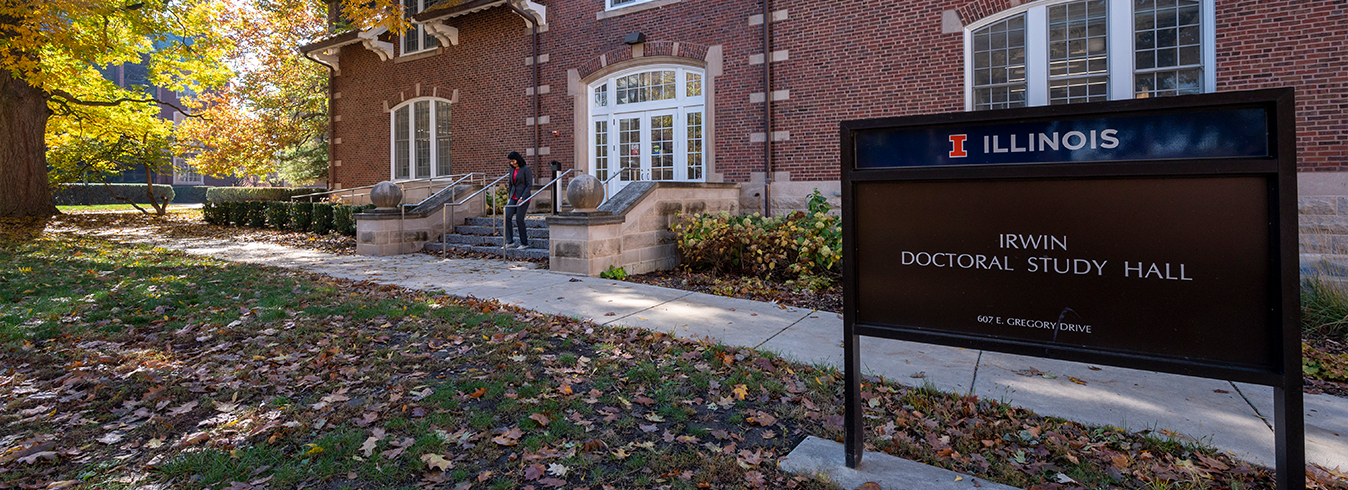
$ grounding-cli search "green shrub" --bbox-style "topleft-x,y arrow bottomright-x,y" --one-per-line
672,189 -> 840,281
333,205 -> 354,236
201,201 -> 227,225
267,202 -> 292,229
171,186 -> 212,204
227,201 -> 250,226
206,187 -> 320,203
52,183 -> 174,206
290,202 -> 314,231
311,203 -> 335,235
246,202 -> 269,228
599,265 -> 629,280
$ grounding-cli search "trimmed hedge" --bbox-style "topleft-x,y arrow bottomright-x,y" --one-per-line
266,202 -> 291,229
171,186 -> 212,204
200,200 -> 372,237
290,202 -> 314,231
312,203 -> 334,235
52,183 -> 175,206
206,187 -> 322,203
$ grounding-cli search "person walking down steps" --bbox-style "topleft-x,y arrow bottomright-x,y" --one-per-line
504,151 -> 532,250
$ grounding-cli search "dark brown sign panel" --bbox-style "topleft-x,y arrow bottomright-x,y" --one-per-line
855,177 -> 1273,372
839,89 -> 1302,488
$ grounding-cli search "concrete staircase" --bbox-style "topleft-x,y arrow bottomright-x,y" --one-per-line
423,216 -> 550,260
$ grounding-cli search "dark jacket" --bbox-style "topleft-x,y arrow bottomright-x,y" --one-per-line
508,163 -> 532,201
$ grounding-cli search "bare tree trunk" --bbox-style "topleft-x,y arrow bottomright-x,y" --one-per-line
0,68 -> 57,218
145,161 -> 167,216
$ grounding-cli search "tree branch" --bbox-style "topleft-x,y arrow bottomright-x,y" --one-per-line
47,88 -> 202,118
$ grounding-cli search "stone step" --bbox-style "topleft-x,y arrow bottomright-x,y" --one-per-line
434,234 -> 549,249
463,216 -> 550,228
454,225 -> 551,238
423,242 -> 549,259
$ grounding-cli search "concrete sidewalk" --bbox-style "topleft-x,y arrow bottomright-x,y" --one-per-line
117,233 -> 1347,471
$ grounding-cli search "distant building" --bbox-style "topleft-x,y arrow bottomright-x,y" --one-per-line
97,56 -> 238,188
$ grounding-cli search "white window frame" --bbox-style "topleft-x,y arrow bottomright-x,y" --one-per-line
606,0 -> 656,11
401,0 -> 438,56
963,0 -> 1216,111
389,97 -> 453,181
170,111 -> 204,185
588,64 -> 706,189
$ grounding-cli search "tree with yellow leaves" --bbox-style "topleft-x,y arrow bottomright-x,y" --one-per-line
0,0 -> 233,217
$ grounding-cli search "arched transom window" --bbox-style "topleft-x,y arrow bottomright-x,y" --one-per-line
589,65 -> 705,195
965,0 -> 1215,111
389,97 -> 452,180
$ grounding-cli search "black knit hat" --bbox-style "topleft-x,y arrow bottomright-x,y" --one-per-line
507,151 -> 526,165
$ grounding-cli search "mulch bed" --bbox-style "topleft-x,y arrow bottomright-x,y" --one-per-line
1306,338 -> 1348,397
624,270 -> 842,313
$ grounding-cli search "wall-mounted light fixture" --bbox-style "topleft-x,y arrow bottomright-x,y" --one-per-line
623,33 -> 646,45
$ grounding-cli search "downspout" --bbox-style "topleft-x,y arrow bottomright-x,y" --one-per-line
508,2 -> 542,187
762,0 -> 773,216
303,51 -> 337,191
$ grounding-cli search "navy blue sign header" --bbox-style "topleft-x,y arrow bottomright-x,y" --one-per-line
855,108 -> 1268,169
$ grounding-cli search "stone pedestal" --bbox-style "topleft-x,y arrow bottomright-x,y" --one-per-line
355,211 -> 431,256
547,213 -> 625,276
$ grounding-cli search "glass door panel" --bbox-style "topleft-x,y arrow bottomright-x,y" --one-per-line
648,111 -> 676,181
617,115 -> 642,182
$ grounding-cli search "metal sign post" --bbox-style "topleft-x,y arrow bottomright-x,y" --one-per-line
839,89 -> 1303,488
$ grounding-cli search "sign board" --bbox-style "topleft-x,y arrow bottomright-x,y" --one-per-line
839,89 -> 1303,488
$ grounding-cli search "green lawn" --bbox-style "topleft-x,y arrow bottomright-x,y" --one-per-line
0,226 -> 1331,490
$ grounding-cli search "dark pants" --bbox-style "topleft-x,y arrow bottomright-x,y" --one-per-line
504,198 -> 528,246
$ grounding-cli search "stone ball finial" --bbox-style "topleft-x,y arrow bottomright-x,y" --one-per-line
370,181 -> 403,210
566,173 -> 604,211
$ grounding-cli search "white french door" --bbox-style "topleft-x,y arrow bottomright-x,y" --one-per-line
595,109 -> 692,198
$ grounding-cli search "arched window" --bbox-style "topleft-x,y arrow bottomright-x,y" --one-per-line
390,97 -> 452,180
589,65 -> 705,195
965,0 -> 1214,111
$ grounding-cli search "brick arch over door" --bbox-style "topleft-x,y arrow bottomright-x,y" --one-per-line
576,42 -> 710,81
571,42 -> 720,184
955,0 -> 1024,26
379,84 -> 457,113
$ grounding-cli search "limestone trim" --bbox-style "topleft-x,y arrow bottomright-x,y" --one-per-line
596,0 -> 682,21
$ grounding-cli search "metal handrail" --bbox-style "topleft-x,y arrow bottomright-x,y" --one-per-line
407,172 -> 483,208
600,167 -> 637,203
291,173 -> 481,203
440,173 -> 513,256
505,168 -> 576,211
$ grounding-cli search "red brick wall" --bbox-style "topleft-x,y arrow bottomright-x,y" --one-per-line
328,0 -> 1348,191
331,7 -> 535,188
1215,0 -> 1348,172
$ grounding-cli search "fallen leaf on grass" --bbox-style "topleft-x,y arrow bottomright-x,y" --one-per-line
529,413 -> 550,427
728,385 -> 749,402
492,428 -> 524,446
468,387 -> 489,398
421,453 -> 454,471
16,451 -> 57,464
547,463 -> 569,477
97,433 -> 124,445
746,411 -> 776,426
538,477 -> 567,487
524,463 -> 547,481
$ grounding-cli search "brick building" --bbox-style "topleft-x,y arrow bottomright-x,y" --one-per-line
301,0 -> 1348,212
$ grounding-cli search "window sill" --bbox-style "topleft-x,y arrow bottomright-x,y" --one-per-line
395,48 -> 442,63
596,0 -> 681,20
